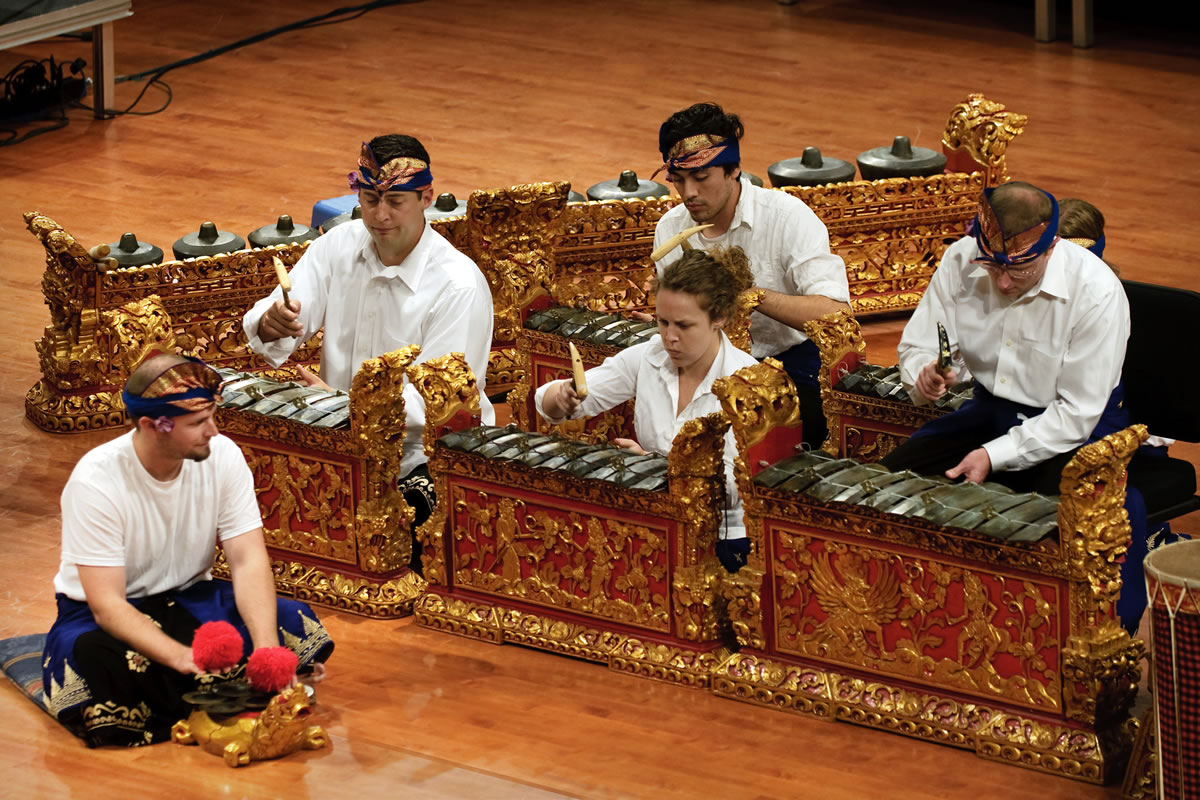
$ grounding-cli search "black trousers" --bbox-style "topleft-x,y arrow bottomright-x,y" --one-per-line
399,464 -> 436,574
880,430 -> 1080,496
770,340 -> 827,450
795,381 -> 827,450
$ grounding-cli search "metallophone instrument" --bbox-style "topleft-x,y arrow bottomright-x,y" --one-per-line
26,96 -> 1026,435
218,370 -> 351,428
755,450 -> 1060,542
835,362 -> 974,411
512,306 -> 660,442
712,358 -> 1148,785
210,345 -> 450,619
415,413 -> 741,688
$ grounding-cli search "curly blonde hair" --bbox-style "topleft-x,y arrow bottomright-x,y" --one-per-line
654,245 -> 754,321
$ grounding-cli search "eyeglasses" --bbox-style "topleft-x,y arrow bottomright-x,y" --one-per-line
973,258 -> 1044,279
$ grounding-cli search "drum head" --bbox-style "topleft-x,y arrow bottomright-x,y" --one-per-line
1144,538 -> 1200,586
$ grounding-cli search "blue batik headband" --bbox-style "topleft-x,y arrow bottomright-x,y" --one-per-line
1066,232 -> 1106,258
972,187 -> 1060,269
652,132 -> 742,180
122,356 -> 222,421
347,141 -> 432,193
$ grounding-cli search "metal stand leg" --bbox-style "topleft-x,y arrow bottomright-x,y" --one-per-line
91,21 -> 114,118
1035,0 -> 1056,41
1073,0 -> 1095,47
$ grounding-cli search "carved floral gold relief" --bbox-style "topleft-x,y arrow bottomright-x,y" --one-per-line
769,531 -> 1062,711
467,182 -> 569,343
714,653 -> 1112,783
942,93 -> 1028,186
1120,709 -> 1157,800
485,347 -> 523,395
554,196 -> 676,314
416,594 -> 724,686
448,485 -> 672,632
839,427 -> 902,462
238,447 -> 356,564
349,345 -> 420,573
1059,425 -> 1146,621
211,552 -> 424,619
783,172 -> 988,315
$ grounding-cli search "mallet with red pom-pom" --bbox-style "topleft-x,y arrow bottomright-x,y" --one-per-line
192,620 -> 244,673
247,647 -> 299,692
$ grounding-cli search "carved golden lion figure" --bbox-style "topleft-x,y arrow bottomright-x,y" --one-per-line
170,685 -> 327,767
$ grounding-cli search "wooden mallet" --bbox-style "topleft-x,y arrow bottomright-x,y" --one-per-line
568,341 -> 589,399
272,256 -> 292,308
649,223 -> 713,262
88,243 -> 118,271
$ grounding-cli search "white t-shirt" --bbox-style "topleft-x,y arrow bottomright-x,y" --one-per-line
534,332 -> 758,539
243,219 -> 497,477
53,431 -> 263,601
654,177 -> 851,359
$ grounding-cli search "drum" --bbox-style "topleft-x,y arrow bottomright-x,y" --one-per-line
1144,539 -> 1200,800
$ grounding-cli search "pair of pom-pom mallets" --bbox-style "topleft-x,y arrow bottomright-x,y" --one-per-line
192,621 -> 298,692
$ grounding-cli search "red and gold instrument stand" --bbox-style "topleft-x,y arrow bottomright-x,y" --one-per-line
711,357 -> 1148,784
212,350 -> 481,619
414,413 -> 737,688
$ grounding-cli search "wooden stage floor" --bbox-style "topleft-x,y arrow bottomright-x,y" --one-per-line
1,1 -> 1197,797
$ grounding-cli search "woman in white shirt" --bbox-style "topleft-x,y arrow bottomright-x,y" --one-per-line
536,246 -> 758,572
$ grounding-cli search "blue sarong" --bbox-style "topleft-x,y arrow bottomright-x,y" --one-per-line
42,579 -> 333,747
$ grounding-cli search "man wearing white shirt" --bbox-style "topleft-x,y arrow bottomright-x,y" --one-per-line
882,181 -> 1130,491
243,134 -> 495,569
652,102 -> 851,448
43,354 -> 333,747
881,182 -> 1148,632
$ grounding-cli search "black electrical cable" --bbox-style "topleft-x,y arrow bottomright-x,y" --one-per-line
87,0 -> 422,117
117,0 -> 423,84
0,114 -> 67,144
2,0 -> 423,141
77,77 -> 172,117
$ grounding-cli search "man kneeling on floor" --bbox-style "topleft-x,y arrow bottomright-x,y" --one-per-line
42,353 -> 334,747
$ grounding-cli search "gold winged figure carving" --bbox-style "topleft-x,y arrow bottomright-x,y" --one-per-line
809,550 -> 901,659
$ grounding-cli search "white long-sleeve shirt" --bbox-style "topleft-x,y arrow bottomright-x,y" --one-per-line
534,332 -> 758,539
898,237 -> 1129,472
653,177 -> 851,359
243,220 -> 495,476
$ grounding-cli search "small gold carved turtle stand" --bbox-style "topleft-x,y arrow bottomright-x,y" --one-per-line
171,685 -> 327,767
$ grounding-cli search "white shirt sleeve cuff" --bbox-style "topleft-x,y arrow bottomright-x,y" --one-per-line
981,436 -> 1020,474
534,379 -> 570,424
246,332 -> 301,368
800,280 -> 852,305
